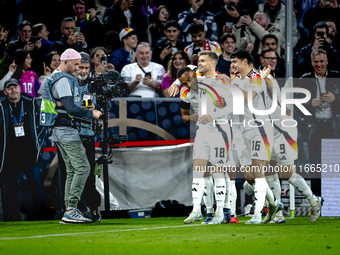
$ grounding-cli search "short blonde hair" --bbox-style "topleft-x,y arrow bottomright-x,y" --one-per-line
198,50 -> 219,65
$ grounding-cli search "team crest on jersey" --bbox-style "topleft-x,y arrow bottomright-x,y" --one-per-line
180,86 -> 190,100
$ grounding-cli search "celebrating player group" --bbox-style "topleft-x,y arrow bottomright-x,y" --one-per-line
168,48 -> 323,225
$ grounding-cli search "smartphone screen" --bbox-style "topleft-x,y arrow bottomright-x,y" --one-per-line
29,36 -> 40,44
317,31 -> 324,38
74,27 -> 81,34
145,72 -> 151,78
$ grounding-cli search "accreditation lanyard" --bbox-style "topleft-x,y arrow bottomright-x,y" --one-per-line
9,101 -> 25,137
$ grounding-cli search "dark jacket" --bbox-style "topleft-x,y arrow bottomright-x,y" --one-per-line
6,39 -> 46,76
75,14 -> 105,49
152,37 -> 186,69
103,3 -> 147,42
258,53 -> 285,79
54,37 -> 88,55
216,55 -> 231,76
296,70 -> 340,139
298,42 -> 340,76
303,5 -> 340,34
41,40 -> 56,56
109,46 -> 135,73
216,2 -> 256,39
0,96 -> 47,172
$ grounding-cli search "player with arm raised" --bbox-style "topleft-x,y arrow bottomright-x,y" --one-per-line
230,48 -> 283,224
180,51 -> 234,225
261,69 -> 324,224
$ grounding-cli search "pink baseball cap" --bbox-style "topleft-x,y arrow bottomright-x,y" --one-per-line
60,49 -> 82,61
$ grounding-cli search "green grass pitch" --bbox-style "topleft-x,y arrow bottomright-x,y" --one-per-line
0,217 -> 339,255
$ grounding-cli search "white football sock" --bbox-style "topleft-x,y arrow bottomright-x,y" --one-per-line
230,180 -> 237,216
192,172 -> 205,212
213,173 -> 226,214
224,173 -> 231,209
266,181 -> 276,205
203,175 -> 214,214
266,173 -> 281,203
253,178 -> 267,218
288,173 -> 318,206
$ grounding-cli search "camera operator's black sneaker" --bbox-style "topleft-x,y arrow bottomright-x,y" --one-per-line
92,208 -> 102,223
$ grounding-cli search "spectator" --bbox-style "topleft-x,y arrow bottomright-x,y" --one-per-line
0,49 -> 43,98
303,0 -> 340,36
103,31 -> 120,55
258,48 -> 284,79
0,27 -> 10,79
109,28 -> 138,73
298,22 -> 340,76
297,49 -> 340,166
38,51 -> 61,95
258,0 -> 300,54
73,0 -> 105,49
326,19 -> 340,52
232,12 -> 281,55
149,5 -> 170,46
121,42 -> 166,97
0,78 -> 47,221
54,17 -> 88,54
91,46 -> 114,73
178,0 -> 219,43
184,24 -> 222,65
161,51 -> 190,97
91,0 -> 107,21
293,0 -> 319,41
261,34 -> 285,77
32,23 -> 54,58
217,33 -> 236,76
216,0 -> 258,38
6,20 -> 45,77
153,20 -> 186,69
103,0 -> 147,42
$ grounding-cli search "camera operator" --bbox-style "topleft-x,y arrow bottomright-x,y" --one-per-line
40,48 -> 102,224
298,22 -> 340,76
56,52 -> 102,222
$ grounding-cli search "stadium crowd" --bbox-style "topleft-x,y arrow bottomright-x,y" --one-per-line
0,0 -> 340,221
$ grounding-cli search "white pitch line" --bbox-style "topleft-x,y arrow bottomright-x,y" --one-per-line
0,217 -> 303,241
0,224 -> 203,241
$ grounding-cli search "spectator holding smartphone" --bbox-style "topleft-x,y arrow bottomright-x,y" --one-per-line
91,46 -> 114,73
55,17 -> 88,54
32,23 -> 55,58
216,0 -> 257,39
153,20 -> 186,69
6,20 -> 45,76
297,48 -> 340,169
298,22 -> 340,76
120,42 -> 166,97
73,0 -> 105,49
